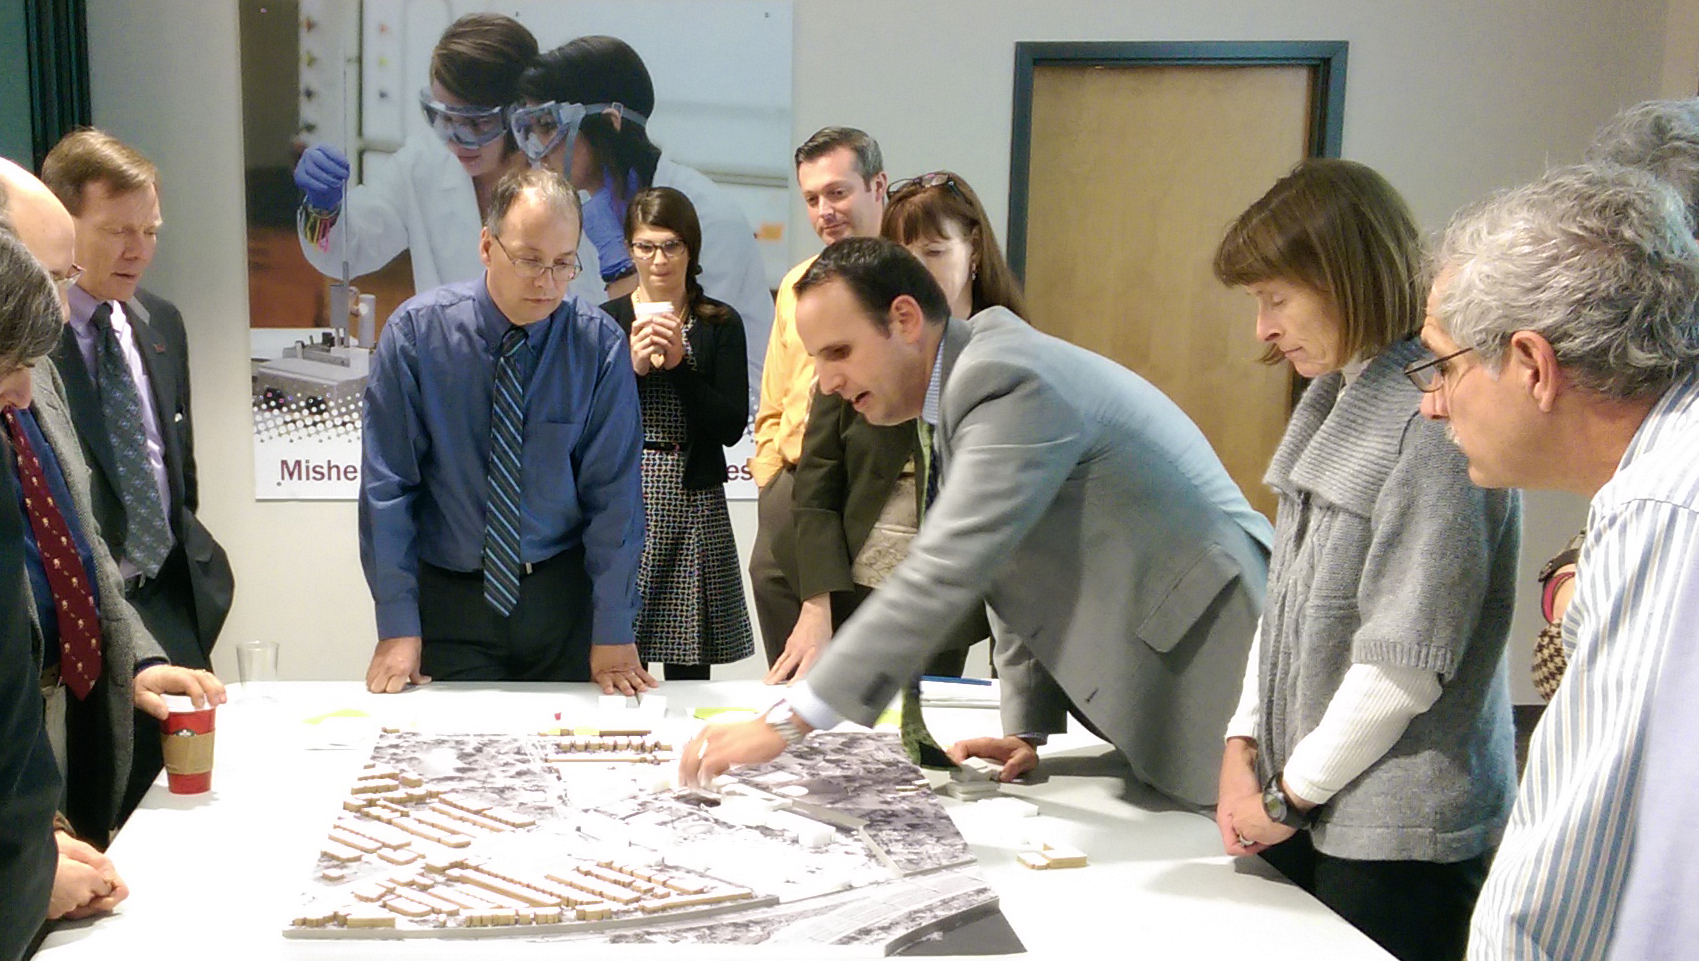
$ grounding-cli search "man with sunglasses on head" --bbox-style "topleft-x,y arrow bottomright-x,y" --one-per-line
360,167 -> 650,698
292,13 -> 536,292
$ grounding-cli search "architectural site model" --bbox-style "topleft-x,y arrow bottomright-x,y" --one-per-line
286,717 -> 1004,953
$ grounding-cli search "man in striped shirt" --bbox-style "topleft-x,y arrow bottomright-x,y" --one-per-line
1417,164 -> 1699,960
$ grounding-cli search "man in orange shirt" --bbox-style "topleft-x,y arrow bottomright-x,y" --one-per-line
748,128 -> 887,662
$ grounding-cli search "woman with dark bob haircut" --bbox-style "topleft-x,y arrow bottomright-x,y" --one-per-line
516,36 -> 772,407
602,187 -> 752,680
1211,158 -> 1521,961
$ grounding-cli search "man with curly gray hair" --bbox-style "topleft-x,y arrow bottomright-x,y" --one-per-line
1587,98 -> 1699,225
1414,163 -> 1699,961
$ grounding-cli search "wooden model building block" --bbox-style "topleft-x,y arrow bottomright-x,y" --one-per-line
1019,841 -> 1089,870
321,840 -> 366,863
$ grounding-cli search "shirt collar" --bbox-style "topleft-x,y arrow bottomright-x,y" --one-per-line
1617,371 -> 1699,475
921,340 -> 946,427
66,283 -> 107,333
476,276 -> 561,352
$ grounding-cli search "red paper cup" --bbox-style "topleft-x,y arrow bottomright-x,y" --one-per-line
160,702 -> 216,794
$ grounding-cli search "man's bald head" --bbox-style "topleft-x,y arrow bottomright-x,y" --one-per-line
0,157 -> 77,312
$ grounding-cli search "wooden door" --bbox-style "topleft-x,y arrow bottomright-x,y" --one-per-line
1014,45 -> 1344,521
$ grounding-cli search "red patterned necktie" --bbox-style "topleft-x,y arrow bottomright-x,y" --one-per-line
4,407 -> 102,699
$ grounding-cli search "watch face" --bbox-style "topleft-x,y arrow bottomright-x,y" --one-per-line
1262,789 -> 1286,823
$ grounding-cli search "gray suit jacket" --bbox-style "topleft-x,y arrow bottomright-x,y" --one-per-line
19,361 -> 165,836
806,309 -> 1273,805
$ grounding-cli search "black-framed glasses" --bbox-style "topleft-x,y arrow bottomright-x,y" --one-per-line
629,238 -> 686,261
1404,347 -> 1474,392
888,171 -> 964,202
492,235 -> 579,283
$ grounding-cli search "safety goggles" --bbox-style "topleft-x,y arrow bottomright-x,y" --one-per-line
418,90 -> 508,150
508,100 -> 649,166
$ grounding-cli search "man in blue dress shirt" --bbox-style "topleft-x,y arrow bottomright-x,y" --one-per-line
359,166 -> 652,695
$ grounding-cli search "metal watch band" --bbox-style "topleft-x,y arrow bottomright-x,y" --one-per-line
763,702 -> 808,747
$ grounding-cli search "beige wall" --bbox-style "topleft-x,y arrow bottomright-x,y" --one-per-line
85,0 -> 1695,701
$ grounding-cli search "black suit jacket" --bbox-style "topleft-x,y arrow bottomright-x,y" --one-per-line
604,294 -> 749,490
0,439 -> 60,961
790,389 -> 922,599
49,288 -> 234,666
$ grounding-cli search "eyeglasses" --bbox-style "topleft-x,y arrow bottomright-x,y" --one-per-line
888,171 -> 965,202
1404,347 -> 1474,392
492,235 -> 579,283
630,238 -> 686,261
418,90 -> 508,150
53,264 -> 84,292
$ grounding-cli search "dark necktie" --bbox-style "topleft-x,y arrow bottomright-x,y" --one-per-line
4,408 -> 102,699
483,326 -> 530,615
901,419 -> 952,768
90,303 -> 171,577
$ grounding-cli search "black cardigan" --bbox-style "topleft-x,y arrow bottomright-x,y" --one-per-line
603,294 -> 749,490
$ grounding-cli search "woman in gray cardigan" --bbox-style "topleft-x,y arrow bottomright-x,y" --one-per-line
1211,159 -> 1521,961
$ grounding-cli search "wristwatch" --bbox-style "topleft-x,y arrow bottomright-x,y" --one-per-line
1262,772 -> 1314,829
761,701 -> 809,747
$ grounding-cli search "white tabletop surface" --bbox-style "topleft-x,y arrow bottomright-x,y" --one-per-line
37,681 -> 1389,959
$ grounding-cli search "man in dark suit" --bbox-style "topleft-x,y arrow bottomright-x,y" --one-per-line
2,155 -> 225,935
40,130 -> 234,818
0,209 -> 62,961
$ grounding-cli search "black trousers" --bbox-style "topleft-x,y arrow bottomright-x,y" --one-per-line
416,546 -> 594,682
1259,829 -> 1490,961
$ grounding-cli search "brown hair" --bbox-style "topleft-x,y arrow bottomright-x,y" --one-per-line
624,186 -> 732,325
794,127 -> 884,183
483,166 -> 581,234
430,13 -> 537,108
40,128 -> 157,215
1213,158 -> 1424,364
883,171 -> 1027,318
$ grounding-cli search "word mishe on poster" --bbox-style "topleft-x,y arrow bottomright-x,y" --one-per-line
243,0 -> 791,500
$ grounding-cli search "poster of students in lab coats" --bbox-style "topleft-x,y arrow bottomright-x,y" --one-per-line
241,0 -> 790,500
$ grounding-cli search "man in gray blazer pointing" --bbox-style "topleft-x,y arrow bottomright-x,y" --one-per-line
683,238 -> 1272,806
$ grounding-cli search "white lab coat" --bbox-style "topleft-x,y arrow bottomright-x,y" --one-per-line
570,157 -> 774,414
297,136 -> 484,292
298,147 -> 772,409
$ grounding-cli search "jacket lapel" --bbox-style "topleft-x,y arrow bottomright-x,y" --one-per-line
49,326 -> 123,501
933,314 -> 976,469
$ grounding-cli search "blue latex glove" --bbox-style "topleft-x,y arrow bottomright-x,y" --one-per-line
582,168 -> 640,282
294,144 -> 350,212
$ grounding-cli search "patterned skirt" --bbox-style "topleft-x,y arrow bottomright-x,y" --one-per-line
633,358 -> 753,665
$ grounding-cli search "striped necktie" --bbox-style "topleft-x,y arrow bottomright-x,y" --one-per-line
483,326 -> 530,615
901,418 -> 952,768
90,302 -> 172,577
5,408 -> 102,699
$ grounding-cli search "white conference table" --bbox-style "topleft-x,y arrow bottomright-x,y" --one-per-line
37,681 -> 1389,959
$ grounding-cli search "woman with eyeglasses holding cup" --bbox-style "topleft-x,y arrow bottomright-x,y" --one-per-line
514,36 -> 773,409
1211,159 -> 1520,961
293,13 -> 537,292
602,187 -> 753,681
766,171 -> 1015,687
